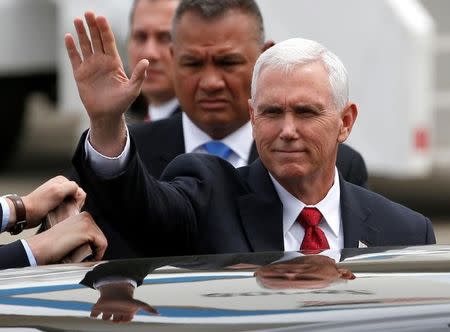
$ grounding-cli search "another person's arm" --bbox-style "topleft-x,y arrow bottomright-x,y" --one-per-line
0,176 -> 107,269
2,175 -> 85,232
0,212 -> 107,269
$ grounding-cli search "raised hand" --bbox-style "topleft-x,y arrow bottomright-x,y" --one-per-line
65,11 -> 149,156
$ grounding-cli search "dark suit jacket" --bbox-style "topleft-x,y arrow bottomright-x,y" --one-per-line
74,110 -> 368,258
0,206 -> 29,269
73,135 -> 435,258
130,112 -> 368,187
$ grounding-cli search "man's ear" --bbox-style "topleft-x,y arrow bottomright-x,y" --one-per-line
262,40 -> 275,53
248,99 -> 256,125
337,103 -> 358,143
248,99 -> 257,139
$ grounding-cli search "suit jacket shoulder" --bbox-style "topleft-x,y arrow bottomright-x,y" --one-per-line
339,178 -> 435,248
337,144 -> 368,188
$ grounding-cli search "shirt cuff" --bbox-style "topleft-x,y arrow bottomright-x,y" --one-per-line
0,196 -> 10,232
21,239 -> 38,267
84,128 -> 131,179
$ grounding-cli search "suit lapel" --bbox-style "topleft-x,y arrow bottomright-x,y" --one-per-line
238,160 -> 284,252
339,176 -> 378,248
158,112 -> 186,168
248,142 -> 259,163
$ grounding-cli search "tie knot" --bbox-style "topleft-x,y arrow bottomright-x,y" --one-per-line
203,141 -> 232,160
298,207 -> 322,227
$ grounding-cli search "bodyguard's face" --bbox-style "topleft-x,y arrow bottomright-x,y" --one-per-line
171,10 -> 263,139
250,62 -> 355,186
128,0 -> 178,104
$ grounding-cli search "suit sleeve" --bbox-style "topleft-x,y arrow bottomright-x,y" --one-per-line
72,132 -> 200,255
0,240 -> 30,270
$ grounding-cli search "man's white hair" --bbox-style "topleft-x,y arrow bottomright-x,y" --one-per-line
251,38 -> 349,111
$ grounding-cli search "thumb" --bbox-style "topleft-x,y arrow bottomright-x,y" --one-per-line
129,59 -> 149,94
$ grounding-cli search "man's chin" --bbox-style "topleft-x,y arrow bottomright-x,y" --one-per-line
272,164 -> 311,182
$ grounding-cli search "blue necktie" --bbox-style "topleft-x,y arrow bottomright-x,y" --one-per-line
203,141 -> 232,160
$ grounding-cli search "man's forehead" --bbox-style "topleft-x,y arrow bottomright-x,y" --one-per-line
173,9 -> 261,43
253,64 -> 333,107
131,0 -> 179,25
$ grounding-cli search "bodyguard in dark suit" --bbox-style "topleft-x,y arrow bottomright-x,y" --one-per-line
66,7 -> 435,257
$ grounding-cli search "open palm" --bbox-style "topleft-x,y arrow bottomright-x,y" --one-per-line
65,12 -> 148,120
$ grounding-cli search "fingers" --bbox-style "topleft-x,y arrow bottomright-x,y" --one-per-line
65,34 -> 82,71
129,59 -> 149,94
90,309 -> 101,318
74,187 -> 87,211
69,12 -> 116,61
142,303 -> 159,315
57,180 -> 82,201
84,12 -> 104,53
81,213 -> 108,260
96,15 -> 119,58
102,313 -> 112,321
74,17 -> 93,60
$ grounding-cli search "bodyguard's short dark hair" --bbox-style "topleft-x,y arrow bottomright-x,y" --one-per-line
172,0 -> 265,44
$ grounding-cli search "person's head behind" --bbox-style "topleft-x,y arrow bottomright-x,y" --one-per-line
128,0 -> 179,106
249,38 -> 357,202
171,0 -> 273,139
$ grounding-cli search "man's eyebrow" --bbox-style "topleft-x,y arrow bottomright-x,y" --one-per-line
215,53 -> 246,60
257,104 -> 284,112
292,104 -> 322,112
179,54 -> 200,61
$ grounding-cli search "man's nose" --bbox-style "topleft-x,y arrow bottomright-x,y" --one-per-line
279,113 -> 299,140
198,67 -> 225,93
141,39 -> 160,61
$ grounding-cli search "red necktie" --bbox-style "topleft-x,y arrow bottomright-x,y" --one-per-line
298,207 -> 330,253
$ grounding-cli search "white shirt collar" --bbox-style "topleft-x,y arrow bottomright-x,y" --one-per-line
270,167 -> 341,239
182,112 -> 253,164
148,98 -> 179,122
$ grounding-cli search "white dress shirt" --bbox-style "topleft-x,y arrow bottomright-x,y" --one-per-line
0,196 -> 10,232
148,98 -> 179,122
182,113 -> 253,168
270,167 -> 344,252
0,196 -> 37,266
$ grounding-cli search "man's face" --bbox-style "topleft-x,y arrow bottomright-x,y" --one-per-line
128,0 -> 178,104
250,61 -> 354,186
172,10 -> 263,139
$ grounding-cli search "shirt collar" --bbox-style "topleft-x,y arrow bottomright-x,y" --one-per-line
182,112 -> 253,163
270,167 -> 341,238
148,98 -> 179,122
